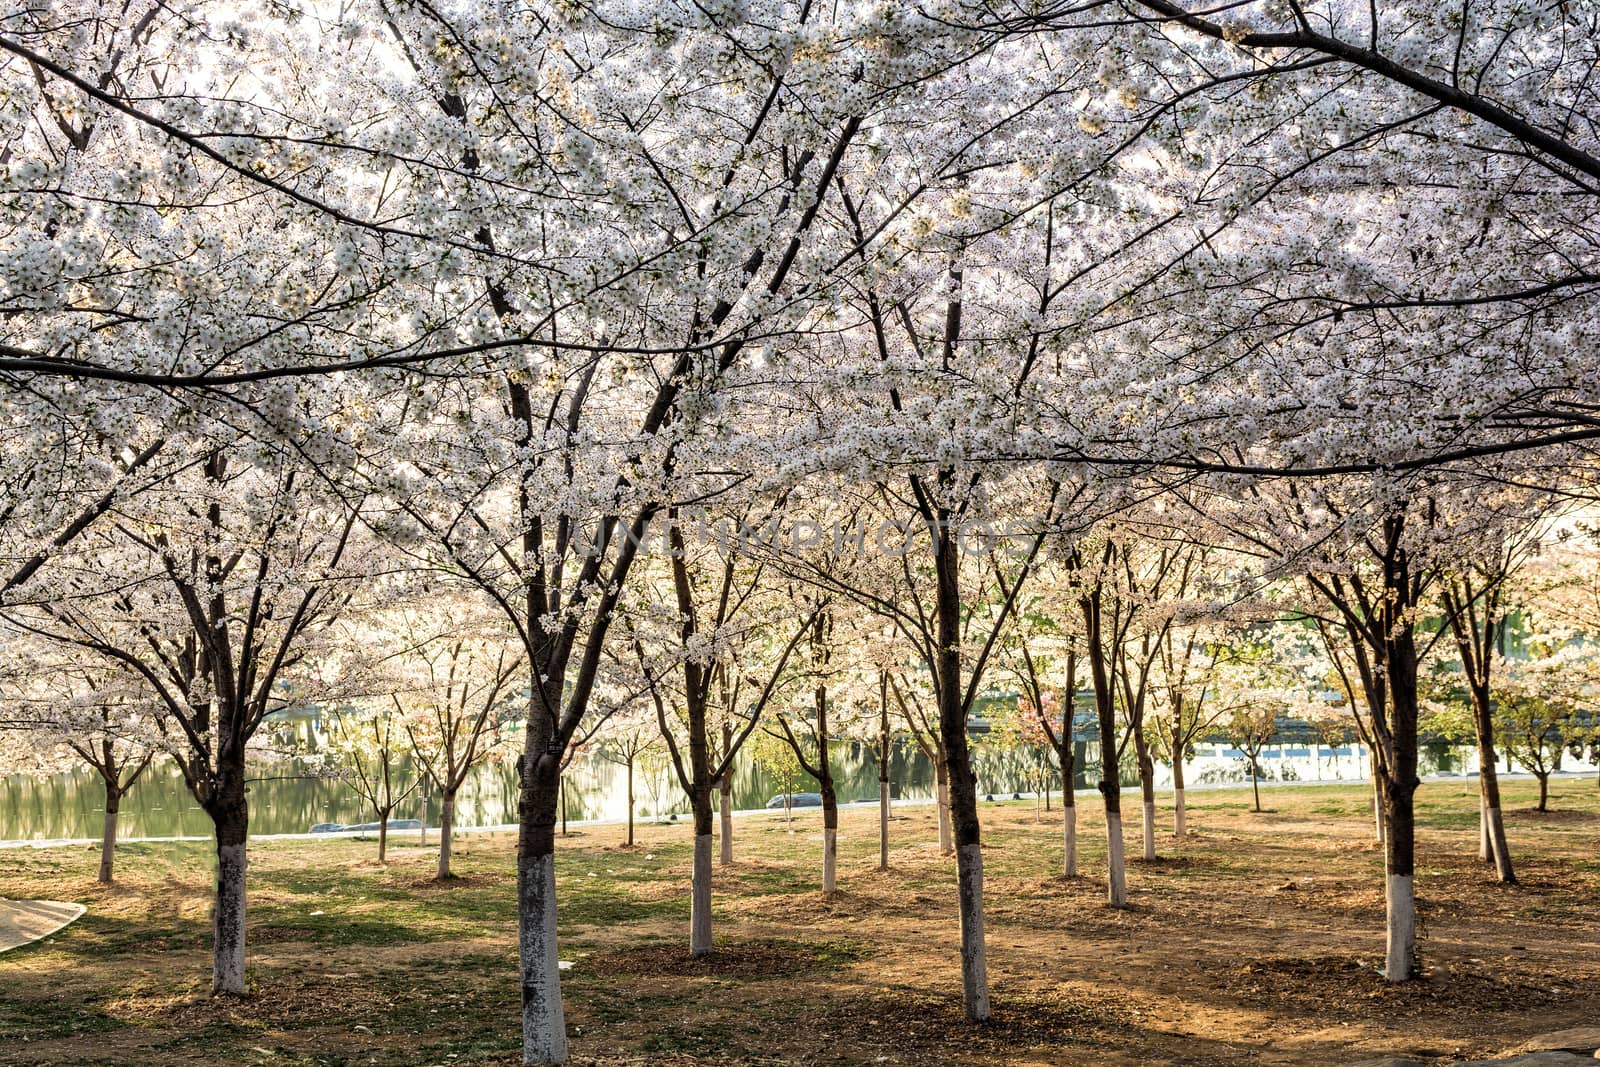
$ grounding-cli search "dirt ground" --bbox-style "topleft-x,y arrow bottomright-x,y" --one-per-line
0,777 -> 1596,1066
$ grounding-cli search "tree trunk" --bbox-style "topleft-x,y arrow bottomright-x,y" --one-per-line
1381,771 -> 1418,981
377,807 -> 390,865
948,755 -> 989,1019
718,774 -> 733,865
822,816 -> 838,896
817,702 -> 839,897
1251,761 -> 1262,813
1466,673 -> 1515,881
437,790 -> 456,880
98,786 -> 120,884
690,830 -> 713,955
1138,754 -> 1156,861
1124,709 -> 1156,860
626,757 -> 636,849
420,778 -> 430,848
1537,772 -> 1549,812
720,722 -> 735,865
879,709 -> 891,871
1059,739 -> 1077,877
518,751 -> 567,1065
1083,600 -> 1124,906
1380,620 -> 1422,984
1478,793 -> 1491,862
934,751 -> 953,856
1173,757 -> 1187,839
878,777 -> 890,871
690,788 -> 715,955
1100,748 -> 1127,905
209,790 -> 249,996
1104,800 -> 1126,906
1484,801 -> 1513,883
934,518 -> 989,1022
1370,755 -> 1385,843
1063,803 -> 1077,879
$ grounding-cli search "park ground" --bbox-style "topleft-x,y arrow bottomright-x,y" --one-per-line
0,779 -> 1597,1067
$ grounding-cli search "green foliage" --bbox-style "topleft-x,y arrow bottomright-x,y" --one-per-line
747,729 -> 804,799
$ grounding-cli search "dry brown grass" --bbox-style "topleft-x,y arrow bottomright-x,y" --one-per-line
0,777 -> 1596,1065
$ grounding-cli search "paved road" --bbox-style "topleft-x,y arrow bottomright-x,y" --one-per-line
0,899 -> 85,952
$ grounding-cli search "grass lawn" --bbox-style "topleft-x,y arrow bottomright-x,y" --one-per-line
1,777 -> 1597,1066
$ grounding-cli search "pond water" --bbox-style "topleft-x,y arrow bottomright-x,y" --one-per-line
4,741 -> 934,840
0,737 -> 1433,843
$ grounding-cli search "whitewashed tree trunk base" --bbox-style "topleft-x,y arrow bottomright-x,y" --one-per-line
955,842 -> 990,1021
98,809 -> 118,884
1063,806 -> 1077,878
1385,873 -> 1415,981
719,791 -> 733,866
437,797 -> 455,880
1106,812 -> 1127,907
823,828 -> 837,896
690,833 -> 713,956
878,781 -> 890,870
1142,800 -> 1156,861
519,852 -> 568,1065
1478,797 -> 1491,863
1487,806 -> 1515,883
1174,788 -> 1186,839
936,775 -> 953,856
213,843 -> 247,995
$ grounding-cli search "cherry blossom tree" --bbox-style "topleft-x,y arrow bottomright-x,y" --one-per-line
345,601 -> 523,879
593,710 -> 658,850
630,527 -> 817,955
3,447 -> 360,994
1000,586 -> 1083,875
1494,634 -> 1598,812
326,700 -> 419,865
0,642 -> 159,881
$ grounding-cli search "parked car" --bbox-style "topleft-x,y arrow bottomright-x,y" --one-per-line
766,793 -> 823,809
309,822 -> 344,833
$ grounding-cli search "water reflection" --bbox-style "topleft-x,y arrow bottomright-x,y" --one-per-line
1,739 -> 1401,841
